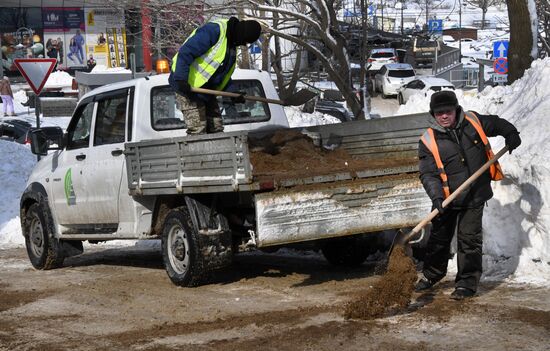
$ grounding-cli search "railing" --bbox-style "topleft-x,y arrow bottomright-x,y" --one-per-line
432,48 -> 461,75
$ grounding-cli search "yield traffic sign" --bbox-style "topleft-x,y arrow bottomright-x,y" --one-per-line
13,58 -> 57,95
493,57 -> 508,74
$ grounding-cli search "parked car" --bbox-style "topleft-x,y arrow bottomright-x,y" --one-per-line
373,63 -> 416,98
0,119 -> 32,144
442,35 -> 456,45
397,77 -> 455,105
367,48 -> 398,71
315,99 -> 354,122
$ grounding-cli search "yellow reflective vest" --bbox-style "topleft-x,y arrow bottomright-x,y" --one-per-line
171,19 -> 235,91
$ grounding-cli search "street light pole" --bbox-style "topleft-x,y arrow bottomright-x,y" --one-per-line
401,1 -> 404,36
459,0 -> 462,57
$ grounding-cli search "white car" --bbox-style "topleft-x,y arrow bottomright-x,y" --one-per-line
373,63 -> 416,98
397,77 -> 455,105
367,48 -> 398,71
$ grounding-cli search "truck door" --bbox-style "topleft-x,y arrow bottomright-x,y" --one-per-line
50,100 -> 95,226
83,88 -> 133,226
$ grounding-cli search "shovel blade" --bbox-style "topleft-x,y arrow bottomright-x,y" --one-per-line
388,229 -> 413,257
283,89 -> 318,106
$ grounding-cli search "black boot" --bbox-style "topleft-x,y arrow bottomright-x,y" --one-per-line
415,277 -> 438,292
450,287 -> 475,300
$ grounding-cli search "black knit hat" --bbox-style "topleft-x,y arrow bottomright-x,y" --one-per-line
233,20 -> 262,46
430,90 -> 458,115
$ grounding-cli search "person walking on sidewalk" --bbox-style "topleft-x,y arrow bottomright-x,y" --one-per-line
415,90 -> 522,300
169,17 -> 262,134
0,76 -> 15,117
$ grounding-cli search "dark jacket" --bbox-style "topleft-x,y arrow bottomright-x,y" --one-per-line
418,107 -> 518,208
169,20 -> 237,101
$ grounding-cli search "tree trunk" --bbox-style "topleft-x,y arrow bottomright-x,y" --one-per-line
481,8 -> 487,30
507,0 -> 535,83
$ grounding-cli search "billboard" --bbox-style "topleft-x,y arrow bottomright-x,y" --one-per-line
84,8 -> 127,68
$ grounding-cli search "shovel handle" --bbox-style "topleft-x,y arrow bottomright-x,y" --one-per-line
191,87 -> 286,105
404,146 -> 509,243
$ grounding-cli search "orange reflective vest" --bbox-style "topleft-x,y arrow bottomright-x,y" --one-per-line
420,111 -> 504,199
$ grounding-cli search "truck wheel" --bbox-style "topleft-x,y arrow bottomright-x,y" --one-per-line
321,236 -> 370,267
161,207 -> 205,287
23,202 -> 65,270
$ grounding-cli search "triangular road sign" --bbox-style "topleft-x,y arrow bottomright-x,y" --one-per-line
14,58 -> 57,95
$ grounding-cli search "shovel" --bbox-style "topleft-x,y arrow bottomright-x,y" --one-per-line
191,87 -> 317,106
389,146 -> 509,256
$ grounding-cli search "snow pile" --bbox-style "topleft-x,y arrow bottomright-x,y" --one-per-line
91,65 -> 132,74
44,70 -> 74,88
0,141 -> 36,248
0,90 -> 30,115
285,106 -> 341,128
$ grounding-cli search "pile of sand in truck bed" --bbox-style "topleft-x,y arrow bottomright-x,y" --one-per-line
249,130 -> 372,181
344,246 -> 417,320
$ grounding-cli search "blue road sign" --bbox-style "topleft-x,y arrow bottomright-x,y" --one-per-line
493,40 -> 509,58
428,19 -> 443,34
249,42 -> 261,54
368,5 -> 374,15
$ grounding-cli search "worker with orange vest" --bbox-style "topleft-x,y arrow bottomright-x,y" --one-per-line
415,90 -> 521,300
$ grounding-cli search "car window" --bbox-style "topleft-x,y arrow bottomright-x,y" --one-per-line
416,39 -> 438,48
371,52 -> 394,58
379,66 -> 387,74
94,92 -> 128,145
66,102 -> 94,150
218,80 -> 271,124
151,81 -> 271,130
417,81 -> 426,89
405,80 -> 417,89
388,69 -> 415,78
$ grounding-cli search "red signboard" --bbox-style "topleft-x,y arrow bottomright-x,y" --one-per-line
13,58 -> 57,95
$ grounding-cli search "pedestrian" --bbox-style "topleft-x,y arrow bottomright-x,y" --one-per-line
169,17 -> 262,134
87,54 -> 96,72
415,90 -> 521,300
0,76 -> 15,117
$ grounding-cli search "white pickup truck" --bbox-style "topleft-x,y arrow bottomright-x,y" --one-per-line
21,69 -> 431,286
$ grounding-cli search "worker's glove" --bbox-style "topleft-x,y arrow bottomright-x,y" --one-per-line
433,198 -> 445,215
230,91 -> 246,104
505,131 -> 521,154
177,80 -> 192,94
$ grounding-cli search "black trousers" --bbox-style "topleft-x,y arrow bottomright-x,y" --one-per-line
422,204 -> 484,292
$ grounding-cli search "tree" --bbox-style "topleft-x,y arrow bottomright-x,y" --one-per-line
536,0 -> 550,57
507,0 -> 538,83
243,0 -> 364,119
464,0 -> 504,29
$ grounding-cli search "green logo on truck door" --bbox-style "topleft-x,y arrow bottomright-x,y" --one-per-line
64,168 -> 77,205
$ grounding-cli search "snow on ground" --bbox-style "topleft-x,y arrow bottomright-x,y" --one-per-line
285,106 -> 341,127
1,59 -> 548,285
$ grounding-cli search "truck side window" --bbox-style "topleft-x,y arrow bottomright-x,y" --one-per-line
66,102 -> 94,150
94,95 -> 128,145
151,86 -> 186,131
218,80 -> 270,124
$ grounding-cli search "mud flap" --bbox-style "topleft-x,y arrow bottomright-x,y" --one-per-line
61,240 -> 84,258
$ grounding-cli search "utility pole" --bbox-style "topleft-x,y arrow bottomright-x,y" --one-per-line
400,0 -> 404,36
459,0 -> 462,57
381,1 -> 384,32
360,0 -> 370,119
425,0 -> 429,29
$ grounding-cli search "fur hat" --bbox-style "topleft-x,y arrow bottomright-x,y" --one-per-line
430,90 -> 458,115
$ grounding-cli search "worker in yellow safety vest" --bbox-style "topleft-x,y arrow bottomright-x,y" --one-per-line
169,17 -> 262,134
415,90 -> 521,300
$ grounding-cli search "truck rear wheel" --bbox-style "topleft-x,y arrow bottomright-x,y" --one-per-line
23,202 -> 65,270
321,236 -> 370,267
161,207 -> 205,287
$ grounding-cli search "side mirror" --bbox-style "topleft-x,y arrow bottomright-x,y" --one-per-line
30,127 -> 64,156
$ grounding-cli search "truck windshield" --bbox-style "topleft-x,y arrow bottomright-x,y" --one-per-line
388,70 -> 415,78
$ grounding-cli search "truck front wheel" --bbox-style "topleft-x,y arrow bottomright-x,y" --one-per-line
161,207 -> 205,287
23,202 -> 65,270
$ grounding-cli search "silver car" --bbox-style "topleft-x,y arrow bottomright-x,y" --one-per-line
373,63 -> 416,98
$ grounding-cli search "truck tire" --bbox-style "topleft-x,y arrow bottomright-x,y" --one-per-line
321,236 -> 370,267
23,202 -> 65,270
161,207 -> 206,287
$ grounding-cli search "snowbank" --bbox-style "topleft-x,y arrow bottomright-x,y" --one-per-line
44,71 -> 74,88
91,65 -> 132,74
0,141 -> 36,248
285,106 -> 341,128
